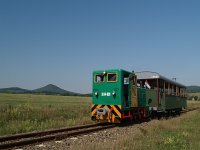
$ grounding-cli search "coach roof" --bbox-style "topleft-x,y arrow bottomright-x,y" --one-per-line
135,71 -> 186,88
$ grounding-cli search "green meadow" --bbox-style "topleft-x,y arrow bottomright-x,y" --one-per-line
1,93 -> 200,150
0,93 -> 92,136
74,101 -> 200,150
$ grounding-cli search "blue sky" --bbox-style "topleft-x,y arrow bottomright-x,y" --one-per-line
0,0 -> 200,93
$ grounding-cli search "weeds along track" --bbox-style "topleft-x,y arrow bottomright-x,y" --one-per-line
0,123 -> 115,149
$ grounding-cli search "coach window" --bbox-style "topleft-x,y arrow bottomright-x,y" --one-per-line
95,74 -> 104,83
107,73 -> 118,82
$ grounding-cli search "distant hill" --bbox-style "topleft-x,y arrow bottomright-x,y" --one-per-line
186,86 -> 200,93
33,84 -> 81,96
33,84 -> 69,94
0,87 -> 30,94
0,84 -> 82,96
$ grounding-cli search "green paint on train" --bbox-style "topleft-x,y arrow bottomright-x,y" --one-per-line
91,69 -> 187,123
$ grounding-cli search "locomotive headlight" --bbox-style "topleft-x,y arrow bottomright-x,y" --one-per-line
95,92 -> 98,96
112,91 -> 116,96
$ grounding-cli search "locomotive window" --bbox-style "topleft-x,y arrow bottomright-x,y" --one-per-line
95,74 -> 104,83
107,73 -> 117,82
124,78 -> 129,84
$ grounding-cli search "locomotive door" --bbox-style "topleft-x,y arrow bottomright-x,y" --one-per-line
123,74 -> 130,107
128,73 -> 138,107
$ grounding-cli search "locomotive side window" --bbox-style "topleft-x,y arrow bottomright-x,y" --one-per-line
107,73 -> 117,82
124,78 -> 129,84
95,74 -> 104,83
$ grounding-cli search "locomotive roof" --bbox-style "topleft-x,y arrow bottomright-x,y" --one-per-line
93,69 -> 131,73
135,71 -> 186,88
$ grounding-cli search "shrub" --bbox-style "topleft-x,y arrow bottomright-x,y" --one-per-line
194,96 -> 198,101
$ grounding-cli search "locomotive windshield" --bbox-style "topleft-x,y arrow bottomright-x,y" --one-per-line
94,72 -> 118,83
95,74 -> 104,83
107,73 -> 117,82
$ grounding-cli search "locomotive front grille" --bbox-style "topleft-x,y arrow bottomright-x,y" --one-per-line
91,104 -> 121,123
96,108 -> 108,115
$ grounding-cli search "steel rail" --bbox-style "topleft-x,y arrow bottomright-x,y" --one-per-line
0,123 -> 100,142
0,124 -> 115,149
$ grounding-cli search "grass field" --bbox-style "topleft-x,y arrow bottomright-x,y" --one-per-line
1,93 -> 200,150
0,93 -> 92,136
74,101 -> 200,150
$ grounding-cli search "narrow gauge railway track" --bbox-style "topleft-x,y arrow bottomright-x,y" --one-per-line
0,123 -> 115,150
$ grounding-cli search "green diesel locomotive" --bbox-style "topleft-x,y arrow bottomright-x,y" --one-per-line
91,69 -> 187,123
